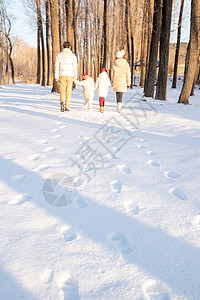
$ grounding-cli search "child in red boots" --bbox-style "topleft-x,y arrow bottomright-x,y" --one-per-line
94,68 -> 111,113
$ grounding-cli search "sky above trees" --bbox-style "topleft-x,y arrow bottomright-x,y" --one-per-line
9,0 -> 191,49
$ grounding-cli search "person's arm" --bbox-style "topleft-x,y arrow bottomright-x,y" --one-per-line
74,79 -> 83,86
55,55 -> 59,80
94,79 -> 99,92
73,56 -> 78,80
126,62 -> 131,87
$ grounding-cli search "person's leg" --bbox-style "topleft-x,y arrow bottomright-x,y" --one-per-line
116,92 -> 123,112
84,97 -> 89,108
59,76 -> 66,104
99,97 -> 105,106
65,76 -> 74,109
116,92 -> 123,103
88,97 -> 93,111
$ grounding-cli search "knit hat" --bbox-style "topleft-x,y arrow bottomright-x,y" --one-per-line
101,68 -> 107,73
116,50 -> 125,58
82,73 -> 88,80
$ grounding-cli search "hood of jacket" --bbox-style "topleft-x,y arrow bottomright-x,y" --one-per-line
113,58 -> 127,68
99,71 -> 109,80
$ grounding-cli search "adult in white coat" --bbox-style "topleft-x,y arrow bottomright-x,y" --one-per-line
55,41 -> 77,111
94,68 -> 111,112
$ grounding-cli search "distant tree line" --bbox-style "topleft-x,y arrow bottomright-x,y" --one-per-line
0,0 -> 200,104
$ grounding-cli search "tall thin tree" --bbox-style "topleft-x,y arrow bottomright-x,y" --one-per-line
144,0 -> 162,97
155,0 -> 173,100
178,0 -> 199,104
172,0 -> 184,88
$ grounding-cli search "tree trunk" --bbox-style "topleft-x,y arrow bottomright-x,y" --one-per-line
144,0 -> 162,97
140,1 -> 148,88
50,0 -> 60,93
46,0 -> 52,86
58,0 -> 62,51
36,0 -> 41,84
102,0 -> 108,69
65,0 -> 74,51
155,0 -> 173,100
178,0 -> 199,104
172,0 -> 184,88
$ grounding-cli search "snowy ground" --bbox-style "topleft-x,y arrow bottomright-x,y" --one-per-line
0,81 -> 200,300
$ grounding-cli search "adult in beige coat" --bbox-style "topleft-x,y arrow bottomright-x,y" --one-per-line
111,50 -> 131,112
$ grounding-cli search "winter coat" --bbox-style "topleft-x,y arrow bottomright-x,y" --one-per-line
94,71 -> 111,98
75,77 -> 94,99
55,48 -> 77,80
111,58 -> 131,92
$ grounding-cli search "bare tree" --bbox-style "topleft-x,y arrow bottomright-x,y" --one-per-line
144,0 -> 162,97
46,0 -> 52,86
178,0 -> 199,104
172,0 -> 184,88
0,1 -> 15,84
50,0 -> 60,93
155,0 -> 173,100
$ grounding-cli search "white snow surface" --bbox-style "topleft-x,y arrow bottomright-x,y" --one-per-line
0,81 -> 200,300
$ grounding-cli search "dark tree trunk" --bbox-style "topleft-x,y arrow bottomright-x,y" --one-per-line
102,0 -> 108,69
36,0 -> 41,84
58,0 -> 62,51
155,0 -> 173,100
38,4 -> 46,87
144,0 -> 162,97
50,0 -> 60,93
46,0 -> 52,86
130,35 -> 134,88
172,0 -> 184,88
178,0 -> 199,104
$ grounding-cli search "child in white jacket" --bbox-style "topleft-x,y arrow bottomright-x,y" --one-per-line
75,73 -> 94,111
94,68 -> 111,112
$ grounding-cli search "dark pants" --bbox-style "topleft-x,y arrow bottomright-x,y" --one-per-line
116,92 -> 123,103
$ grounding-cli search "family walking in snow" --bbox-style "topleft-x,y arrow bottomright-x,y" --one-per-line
55,41 -> 131,113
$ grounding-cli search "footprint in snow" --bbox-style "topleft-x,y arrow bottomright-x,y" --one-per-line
191,215 -> 200,229
55,121 -> 61,125
61,226 -> 77,242
60,274 -> 80,300
40,269 -> 54,284
165,171 -> 181,179
147,151 -> 156,156
74,197 -> 88,208
73,177 -> 84,187
11,193 -> 32,205
169,188 -> 188,201
33,165 -> 49,172
117,164 -> 132,174
143,280 -> 170,300
124,201 -> 140,215
137,144 -> 146,149
44,146 -> 56,152
53,134 -> 63,139
51,129 -> 58,133
146,160 -> 160,167
60,125 -> 68,129
39,139 -> 48,144
110,181 -> 123,193
107,231 -> 135,262
12,174 -> 27,183
30,154 -> 40,161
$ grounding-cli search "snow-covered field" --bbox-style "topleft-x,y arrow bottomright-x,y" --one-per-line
0,82 -> 200,300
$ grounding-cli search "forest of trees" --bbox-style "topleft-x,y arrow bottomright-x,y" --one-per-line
0,0 -> 200,104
